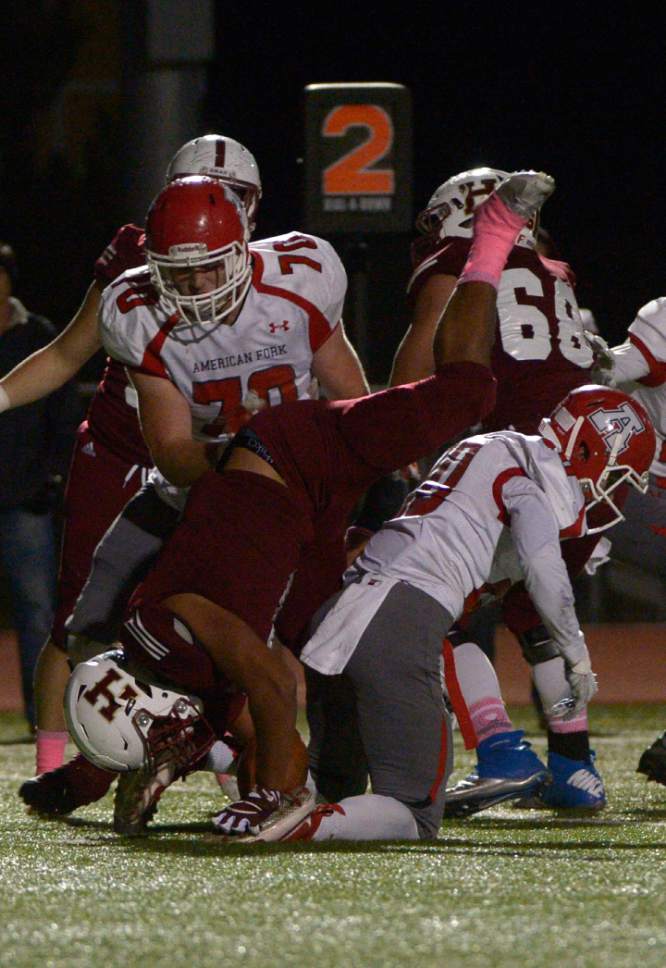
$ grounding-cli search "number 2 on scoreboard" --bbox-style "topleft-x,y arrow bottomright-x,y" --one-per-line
321,104 -> 395,196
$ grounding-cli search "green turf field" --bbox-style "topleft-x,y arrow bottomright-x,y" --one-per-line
2,705 -> 665,968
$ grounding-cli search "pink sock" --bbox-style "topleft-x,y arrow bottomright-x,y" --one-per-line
547,710 -> 589,734
468,698 -> 514,743
458,192 -> 528,288
36,730 -> 69,774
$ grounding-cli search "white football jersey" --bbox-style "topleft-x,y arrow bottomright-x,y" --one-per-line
302,432 -> 586,675
100,232 -> 345,444
611,298 -> 666,476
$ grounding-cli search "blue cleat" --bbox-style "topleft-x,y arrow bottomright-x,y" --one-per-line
445,729 -> 550,818
539,750 -> 606,810
533,750 -> 606,811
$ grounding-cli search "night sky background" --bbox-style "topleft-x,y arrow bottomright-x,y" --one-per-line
2,3 -> 665,383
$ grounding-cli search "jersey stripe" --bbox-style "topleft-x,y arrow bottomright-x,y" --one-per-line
251,251 -> 336,352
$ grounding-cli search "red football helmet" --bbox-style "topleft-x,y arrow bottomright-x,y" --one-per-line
539,384 -> 656,534
145,175 -> 252,334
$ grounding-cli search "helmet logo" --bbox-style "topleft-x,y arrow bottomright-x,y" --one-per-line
462,177 -> 499,215
84,669 -> 139,723
168,243 -> 208,257
589,403 -> 645,457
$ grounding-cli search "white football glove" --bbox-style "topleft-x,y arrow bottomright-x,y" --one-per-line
550,657 -> 598,720
585,332 -> 616,385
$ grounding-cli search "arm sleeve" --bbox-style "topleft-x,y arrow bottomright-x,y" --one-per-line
619,298 -> 666,386
610,340 -> 651,383
503,475 -> 588,666
313,235 -> 347,333
99,280 -> 168,378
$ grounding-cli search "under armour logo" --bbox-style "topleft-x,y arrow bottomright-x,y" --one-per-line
589,403 -> 645,456
84,669 -> 138,722
269,321 -> 289,333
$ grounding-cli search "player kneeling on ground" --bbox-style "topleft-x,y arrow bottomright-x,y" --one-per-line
292,384 -> 656,841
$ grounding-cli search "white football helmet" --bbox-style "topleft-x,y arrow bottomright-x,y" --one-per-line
166,134 -> 262,231
65,650 -> 208,772
415,166 -> 537,248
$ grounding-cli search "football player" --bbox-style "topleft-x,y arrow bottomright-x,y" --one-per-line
286,383 -> 656,841
586,298 -> 666,784
64,171 -> 552,839
390,167 -> 610,811
18,156 -> 370,818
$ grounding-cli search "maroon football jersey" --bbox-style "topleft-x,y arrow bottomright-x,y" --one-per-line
133,363 -> 497,644
408,237 -> 593,433
86,224 -> 151,465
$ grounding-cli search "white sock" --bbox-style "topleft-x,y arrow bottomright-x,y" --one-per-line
532,657 -> 589,732
305,769 -> 318,797
311,794 -> 419,841
203,739 -> 236,774
453,642 -> 513,741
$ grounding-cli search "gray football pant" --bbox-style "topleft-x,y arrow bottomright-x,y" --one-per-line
307,581 -> 454,839
65,482 -> 180,657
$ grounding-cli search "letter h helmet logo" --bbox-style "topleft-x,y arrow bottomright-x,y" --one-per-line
83,670 -> 139,722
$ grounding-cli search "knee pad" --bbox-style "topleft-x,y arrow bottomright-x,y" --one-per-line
517,625 -> 560,666
124,483 -> 182,538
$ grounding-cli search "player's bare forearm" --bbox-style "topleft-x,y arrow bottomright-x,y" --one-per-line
312,323 -> 370,399
0,282 -> 102,407
391,273 -> 458,384
149,439 -> 212,487
433,281 -> 496,368
390,327 -> 435,385
163,594 -> 298,791
245,673 -> 298,790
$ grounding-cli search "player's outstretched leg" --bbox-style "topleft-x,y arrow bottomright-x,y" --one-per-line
495,170 -> 555,220
19,753 -> 115,816
637,732 -> 666,785
458,170 -> 555,288
444,730 -> 549,818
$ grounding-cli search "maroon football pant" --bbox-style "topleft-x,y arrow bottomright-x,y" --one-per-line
53,422 -> 151,650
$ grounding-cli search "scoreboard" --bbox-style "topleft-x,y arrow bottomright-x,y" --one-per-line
303,82 -> 412,234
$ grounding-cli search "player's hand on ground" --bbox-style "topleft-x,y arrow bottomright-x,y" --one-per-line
212,786 -> 285,836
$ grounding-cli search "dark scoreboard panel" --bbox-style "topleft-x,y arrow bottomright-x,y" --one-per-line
304,83 -> 412,234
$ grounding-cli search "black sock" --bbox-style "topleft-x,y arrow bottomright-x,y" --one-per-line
547,729 -> 590,761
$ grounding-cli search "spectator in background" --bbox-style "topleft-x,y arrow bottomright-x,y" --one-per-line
0,242 -> 79,728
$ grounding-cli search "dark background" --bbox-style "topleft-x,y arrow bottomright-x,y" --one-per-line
1,2 -> 664,383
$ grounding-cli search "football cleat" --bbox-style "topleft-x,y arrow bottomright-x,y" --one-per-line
280,802 -> 345,842
495,171 -> 555,222
213,786 -> 316,843
519,750 -> 606,810
444,729 -> 550,818
19,754 -> 115,817
113,715 -> 213,835
637,732 -> 666,786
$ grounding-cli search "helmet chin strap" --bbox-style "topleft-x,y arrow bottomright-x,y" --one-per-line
563,416 -> 584,461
